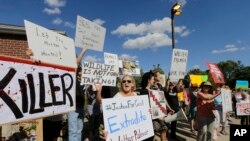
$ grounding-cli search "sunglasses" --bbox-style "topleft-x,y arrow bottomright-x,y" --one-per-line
122,80 -> 132,83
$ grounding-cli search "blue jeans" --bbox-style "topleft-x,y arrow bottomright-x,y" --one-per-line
68,111 -> 83,141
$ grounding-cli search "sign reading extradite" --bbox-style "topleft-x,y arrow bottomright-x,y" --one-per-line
102,95 -> 154,141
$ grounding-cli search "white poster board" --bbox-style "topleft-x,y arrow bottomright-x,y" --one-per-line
236,102 -> 250,116
81,62 -> 117,86
75,15 -> 106,51
221,88 -> 233,113
0,55 -> 76,125
119,60 -> 141,76
148,90 -> 167,119
102,95 -> 154,141
24,20 -> 77,68
169,49 -> 188,82
104,52 -> 119,73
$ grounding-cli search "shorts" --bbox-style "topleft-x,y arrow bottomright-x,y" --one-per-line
189,107 -> 197,118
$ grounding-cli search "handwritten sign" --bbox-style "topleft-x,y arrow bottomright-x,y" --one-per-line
169,49 -> 188,82
0,55 -> 75,125
104,52 -> 119,73
75,15 -> 106,51
102,95 -> 154,141
221,88 -> 233,113
206,62 -> 225,84
24,20 -> 77,68
81,62 -> 117,86
148,90 -> 167,119
236,102 -> 250,116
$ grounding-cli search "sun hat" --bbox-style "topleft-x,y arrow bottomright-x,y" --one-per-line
202,81 -> 212,87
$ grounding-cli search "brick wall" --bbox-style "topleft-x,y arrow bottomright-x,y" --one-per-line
0,33 -> 29,59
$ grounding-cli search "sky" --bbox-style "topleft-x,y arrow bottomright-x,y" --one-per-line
1,0 -> 250,74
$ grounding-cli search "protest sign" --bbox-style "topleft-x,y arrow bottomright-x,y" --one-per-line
102,95 -> 154,141
236,80 -> 249,90
0,55 -> 75,125
190,74 -> 208,87
169,49 -> 188,82
75,15 -> 106,51
221,88 -> 233,113
236,102 -> 250,116
148,90 -> 167,119
24,20 -> 76,68
119,60 -> 141,76
104,52 -> 119,73
81,62 -> 117,86
206,62 -> 225,84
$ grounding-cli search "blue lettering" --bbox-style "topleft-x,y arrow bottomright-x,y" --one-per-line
108,115 -> 120,133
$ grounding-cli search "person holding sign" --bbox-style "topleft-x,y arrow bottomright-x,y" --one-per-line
113,75 -> 137,97
140,71 -> 174,141
67,48 -> 87,141
196,81 -> 221,141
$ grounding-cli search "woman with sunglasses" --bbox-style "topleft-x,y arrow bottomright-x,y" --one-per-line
113,75 -> 137,97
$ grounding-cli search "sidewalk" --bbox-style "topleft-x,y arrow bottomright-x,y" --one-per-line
174,117 -> 240,141
154,117 -> 240,141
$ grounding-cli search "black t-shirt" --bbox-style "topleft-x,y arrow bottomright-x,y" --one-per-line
76,78 -> 84,108
165,87 -> 180,112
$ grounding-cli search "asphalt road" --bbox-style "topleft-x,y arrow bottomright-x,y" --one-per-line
154,117 -> 240,141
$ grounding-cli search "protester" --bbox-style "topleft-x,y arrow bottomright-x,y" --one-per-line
140,71 -> 174,141
196,81 -> 221,141
113,75 -> 137,97
67,48 -> 87,141
164,79 -> 180,140
188,84 -> 199,134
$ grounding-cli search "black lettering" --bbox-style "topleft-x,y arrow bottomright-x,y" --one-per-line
27,74 -> 44,114
49,74 -> 63,105
61,73 -> 73,106
18,79 -> 28,113
0,68 -> 23,118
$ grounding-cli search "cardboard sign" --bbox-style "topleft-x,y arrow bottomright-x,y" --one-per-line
206,62 -> 225,84
236,80 -> 249,90
119,60 -> 141,76
148,90 -> 167,119
24,20 -> 77,68
169,49 -> 188,82
75,15 -> 106,51
104,52 -> 119,73
190,75 -> 208,87
102,95 -> 154,141
221,88 -> 233,113
0,55 -> 75,125
236,102 -> 250,116
81,62 -> 117,86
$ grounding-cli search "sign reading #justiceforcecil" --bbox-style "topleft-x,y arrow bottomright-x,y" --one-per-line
102,95 -> 154,141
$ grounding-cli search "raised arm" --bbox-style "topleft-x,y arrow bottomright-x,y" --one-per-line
76,48 -> 87,66
198,91 -> 221,100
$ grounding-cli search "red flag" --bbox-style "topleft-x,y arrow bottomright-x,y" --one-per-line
206,62 -> 225,84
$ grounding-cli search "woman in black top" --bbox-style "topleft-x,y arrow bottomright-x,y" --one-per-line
165,80 -> 180,140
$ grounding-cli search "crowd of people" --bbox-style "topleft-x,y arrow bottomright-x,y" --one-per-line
23,48 -> 250,141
